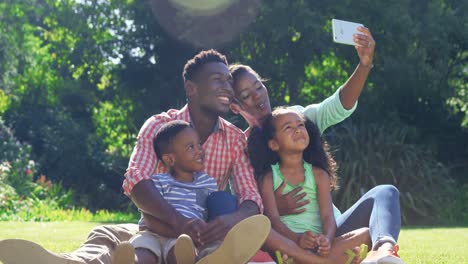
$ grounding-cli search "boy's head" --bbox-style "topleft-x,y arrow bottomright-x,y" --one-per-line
153,120 -> 205,173
182,49 -> 234,115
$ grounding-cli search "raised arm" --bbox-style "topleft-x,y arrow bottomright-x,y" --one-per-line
339,26 -> 375,109
290,27 -> 375,134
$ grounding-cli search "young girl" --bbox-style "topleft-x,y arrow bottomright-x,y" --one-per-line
248,107 -> 370,263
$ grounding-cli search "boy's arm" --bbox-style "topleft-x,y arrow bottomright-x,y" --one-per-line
313,168 -> 336,241
261,172 -> 301,244
142,212 -> 178,237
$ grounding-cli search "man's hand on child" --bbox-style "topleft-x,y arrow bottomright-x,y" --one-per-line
317,234 -> 331,257
298,231 -> 318,249
275,180 -> 310,216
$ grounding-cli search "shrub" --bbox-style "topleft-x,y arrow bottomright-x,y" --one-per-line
0,117 -> 36,195
0,118 -> 79,219
327,121 -> 456,225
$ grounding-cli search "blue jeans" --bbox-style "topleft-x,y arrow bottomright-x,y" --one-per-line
335,185 -> 401,250
206,191 -> 238,222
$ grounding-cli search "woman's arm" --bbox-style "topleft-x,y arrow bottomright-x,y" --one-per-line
339,26 -> 375,109
260,171 -> 301,244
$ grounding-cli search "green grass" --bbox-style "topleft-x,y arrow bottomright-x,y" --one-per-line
0,221 -> 102,252
0,222 -> 467,263
398,226 -> 468,264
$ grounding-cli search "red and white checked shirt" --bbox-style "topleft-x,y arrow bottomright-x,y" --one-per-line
123,105 -> 263,212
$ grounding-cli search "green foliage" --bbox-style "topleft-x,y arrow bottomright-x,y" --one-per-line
328,122 -> 457,224
0,0 -> 466,220
1,203 -> 138,222
446,51 -> 468,127
0,118 -> 91,221
436,183 -> 468,225
300,51 -> 353,104
0,89 -> 8,114
93,98 -> 136,158
0,118 -> 36,195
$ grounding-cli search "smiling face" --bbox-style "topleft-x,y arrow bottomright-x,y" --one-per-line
232,69 -> 272,123
169,127 -> 205,173
191,62 -> 234,115
268,110 -> 310,153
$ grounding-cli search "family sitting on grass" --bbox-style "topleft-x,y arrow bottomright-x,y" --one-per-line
0,26 -> 405,264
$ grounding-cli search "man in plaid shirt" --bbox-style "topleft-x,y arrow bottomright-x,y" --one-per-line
0,50 -> 266,264
124,49 -> 264,258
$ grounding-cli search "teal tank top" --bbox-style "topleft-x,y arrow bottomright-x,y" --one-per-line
271,161 -> 341,234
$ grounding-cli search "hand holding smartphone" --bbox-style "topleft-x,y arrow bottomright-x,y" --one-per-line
332,19 -> 364,46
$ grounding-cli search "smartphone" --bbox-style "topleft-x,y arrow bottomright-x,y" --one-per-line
332,19 -> 363,46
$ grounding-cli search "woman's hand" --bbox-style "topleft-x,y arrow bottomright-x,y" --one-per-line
353,27 -> 375,67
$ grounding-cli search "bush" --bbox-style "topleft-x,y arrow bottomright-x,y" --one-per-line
0,118 -> 79,220
0,117 -> 36,195
327,121 -> 457,225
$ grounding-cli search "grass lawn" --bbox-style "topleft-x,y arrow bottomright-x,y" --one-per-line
0,222 -> 467,263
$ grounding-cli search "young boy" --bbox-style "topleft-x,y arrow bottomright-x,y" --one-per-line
128,120 -> 270,264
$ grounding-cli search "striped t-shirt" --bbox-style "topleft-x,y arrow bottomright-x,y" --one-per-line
139,172 -> 218,226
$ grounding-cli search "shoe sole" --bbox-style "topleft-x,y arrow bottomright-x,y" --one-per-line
362,255 -> 405,264
196,215 -> 271,264
0,239 -> 83,264
175,234 -> 196,264
376,256 -> 405,264
112,241 -> 135,264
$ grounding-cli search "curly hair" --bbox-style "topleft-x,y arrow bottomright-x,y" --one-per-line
182,49 -> 228,82
247,108 -> 339,190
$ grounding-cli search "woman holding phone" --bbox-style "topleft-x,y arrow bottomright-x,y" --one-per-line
229,26 -> 405,264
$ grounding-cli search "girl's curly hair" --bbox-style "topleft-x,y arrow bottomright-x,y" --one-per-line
247,108 -> 339,190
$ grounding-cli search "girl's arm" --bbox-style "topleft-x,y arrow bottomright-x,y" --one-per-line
260,171 -> 301,244
313,167 -> 337,241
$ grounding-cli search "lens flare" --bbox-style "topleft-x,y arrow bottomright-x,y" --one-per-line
150,0 -> 261,48
169,0 -> 235,16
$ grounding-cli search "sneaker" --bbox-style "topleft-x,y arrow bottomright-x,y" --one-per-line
362,245 -> 405,264
111,241 -> 135,264
196,214 -> 271,264
0,239 -> 84,264
174,234 -> 196,264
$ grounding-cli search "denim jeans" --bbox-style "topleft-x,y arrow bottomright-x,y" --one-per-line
206,191 -> 238,221
335,185 -> 401,250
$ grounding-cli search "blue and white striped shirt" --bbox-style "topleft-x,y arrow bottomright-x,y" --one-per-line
138,172 -> 218,227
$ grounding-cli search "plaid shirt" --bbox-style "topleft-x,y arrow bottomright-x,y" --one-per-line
123,105 -> 263,212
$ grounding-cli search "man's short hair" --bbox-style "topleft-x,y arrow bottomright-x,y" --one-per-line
182,49 -> 228,82
153,120 -> 191,160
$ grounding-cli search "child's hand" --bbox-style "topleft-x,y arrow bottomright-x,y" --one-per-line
182,218 -> 207,246
298,231 -> 318,249
317,234 -> 331,257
